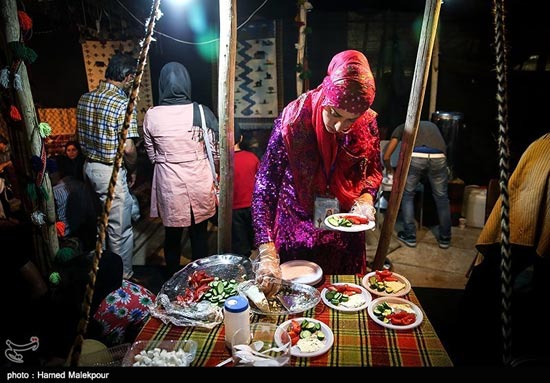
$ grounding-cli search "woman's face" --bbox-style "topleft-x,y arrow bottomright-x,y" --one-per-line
65,144 -> 79,160
322,106 -> 361,135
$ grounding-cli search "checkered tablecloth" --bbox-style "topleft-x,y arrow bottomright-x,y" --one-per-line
135,275 -> 453,367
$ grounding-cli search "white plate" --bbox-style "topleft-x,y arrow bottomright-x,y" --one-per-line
361,271 -> 411,297
320,283 -> 372,312
368,297 -> 424,330
324,213 -> 375,232
280,260 -> 323,286
275,318 -> 334,358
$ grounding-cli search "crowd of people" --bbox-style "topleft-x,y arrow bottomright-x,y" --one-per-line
3,46 -> 547,367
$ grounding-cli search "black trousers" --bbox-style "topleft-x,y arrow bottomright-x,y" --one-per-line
231,207 -> 254,257
164,212 -> 210,278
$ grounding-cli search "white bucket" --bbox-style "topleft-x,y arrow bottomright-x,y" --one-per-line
463,186 -> 487,228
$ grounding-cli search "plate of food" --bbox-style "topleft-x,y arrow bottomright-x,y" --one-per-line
320,283 -> 372,312
361,270 -> 411,297
275,318 -> 334,358
151,254 -> 254,328
237,277 -> 321,316
368,297 -> 423,330
324,213 -> 375,232
280,260 -> 323,286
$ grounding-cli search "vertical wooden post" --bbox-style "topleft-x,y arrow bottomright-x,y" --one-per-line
296,2 -> 307,97
429,32 -> 440,117
1,0 -> 59,264
373,0 -> 442,271
217,0 -> 237,253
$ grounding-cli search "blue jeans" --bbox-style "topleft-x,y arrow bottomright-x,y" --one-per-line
401,157 -> 451,240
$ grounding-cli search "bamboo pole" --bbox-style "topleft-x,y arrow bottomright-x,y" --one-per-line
217,0 -> 237,253
372,0 -> 442,271
1,0 -> 59,264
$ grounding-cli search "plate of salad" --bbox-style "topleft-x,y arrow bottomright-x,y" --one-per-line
324,213 -> 374,232
275,318 -> 334,358
368,297 -> 423,330
321,283 -> 372,312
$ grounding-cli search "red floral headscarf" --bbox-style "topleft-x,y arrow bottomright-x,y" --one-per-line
281,50 -> 380,212
321,50 -> 375,114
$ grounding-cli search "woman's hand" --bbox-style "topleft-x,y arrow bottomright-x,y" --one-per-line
253,242 -> 282,298
350,194 -> 376,221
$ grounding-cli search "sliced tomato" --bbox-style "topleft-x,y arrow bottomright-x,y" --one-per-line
290,333 -> 300,346
401,314 -> 416,325
289,320 -> 302,335
345,286 -> 363,294
383,276 -> 399,282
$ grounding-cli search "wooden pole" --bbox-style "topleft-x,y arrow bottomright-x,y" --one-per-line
429,32 -> 440,117
69,0 -> 162,367
1,0 -> 59,264
372,0 -> 442,271
217,0 -> 237,253
296,2 -> 307,97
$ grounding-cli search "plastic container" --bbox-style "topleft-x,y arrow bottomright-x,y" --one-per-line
463,186 -> 487,228
224,295 -> 250,348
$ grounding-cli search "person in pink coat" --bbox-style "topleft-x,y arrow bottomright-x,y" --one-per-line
143,62 -> 219,278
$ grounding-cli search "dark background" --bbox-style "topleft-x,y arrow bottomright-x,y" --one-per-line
17,0 -> 550,186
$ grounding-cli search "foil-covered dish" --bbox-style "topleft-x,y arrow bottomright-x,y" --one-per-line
237,277 -> 321,316
151,254 -> 254,328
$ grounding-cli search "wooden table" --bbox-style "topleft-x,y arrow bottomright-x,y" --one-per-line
135,275 -> 453,367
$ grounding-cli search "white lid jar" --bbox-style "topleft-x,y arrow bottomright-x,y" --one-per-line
223,296 -> 250,348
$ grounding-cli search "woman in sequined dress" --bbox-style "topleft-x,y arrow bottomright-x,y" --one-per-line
252,50 -> 382,293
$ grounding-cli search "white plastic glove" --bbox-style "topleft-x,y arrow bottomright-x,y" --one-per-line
350,194 -> 376,222
252,242 -> 282,298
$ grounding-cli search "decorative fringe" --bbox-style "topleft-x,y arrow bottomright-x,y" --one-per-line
0,68 -> 9,88
18,11 -> 33,32
10,105 -> 22,121
13,74 -> 22,91
30,210 -> 46,226
55,221 -> 65,237
56,247 -> 79,263
38,122 -> 52,138
8,42 -> 38,64
48,272 -> 61,286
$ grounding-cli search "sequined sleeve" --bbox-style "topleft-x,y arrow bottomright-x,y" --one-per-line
252,119 -> 287,245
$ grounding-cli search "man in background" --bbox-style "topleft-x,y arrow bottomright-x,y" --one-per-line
76,52 -> 139,279
384,120 -> 451,249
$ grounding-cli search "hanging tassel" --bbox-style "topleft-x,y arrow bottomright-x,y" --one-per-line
30,210 -> 47,226
55,221 -> 65,237
49,272 -> 61,286
18,11 -> 33,32
8,42 -> 38,64
13,74 -> 22,91
0,68 -> 9,88
38,122 -> 52,138
10,105 -> 22,121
